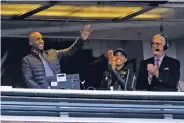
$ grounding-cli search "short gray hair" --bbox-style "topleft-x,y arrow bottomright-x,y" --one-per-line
152,34 -> 166,45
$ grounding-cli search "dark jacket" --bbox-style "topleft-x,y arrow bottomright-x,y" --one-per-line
136,55 -> 180,91
100,67 -> 135,91
21,37 -> 84,88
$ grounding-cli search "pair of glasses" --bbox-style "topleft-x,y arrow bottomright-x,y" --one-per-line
151,42 -> 162,46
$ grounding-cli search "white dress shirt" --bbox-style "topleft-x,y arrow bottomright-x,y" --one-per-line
154,54 -> 165,68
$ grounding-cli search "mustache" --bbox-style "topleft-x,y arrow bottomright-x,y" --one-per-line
152,47 -> 160,50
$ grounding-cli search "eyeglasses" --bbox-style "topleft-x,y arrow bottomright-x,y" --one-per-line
151,42 -> 162,46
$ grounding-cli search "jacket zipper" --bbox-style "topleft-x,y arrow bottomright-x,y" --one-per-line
37,54 -> 47,78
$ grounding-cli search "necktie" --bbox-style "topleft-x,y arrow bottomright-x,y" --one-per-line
155,58 -> 160,68
148,58 -> 160,85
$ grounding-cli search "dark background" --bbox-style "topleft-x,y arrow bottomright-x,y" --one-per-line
1,37 -> 137,89
1,37 -> 109,88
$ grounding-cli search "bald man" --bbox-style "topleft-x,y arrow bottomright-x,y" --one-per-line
21,25 -> 92,88
136,34 -> 180,91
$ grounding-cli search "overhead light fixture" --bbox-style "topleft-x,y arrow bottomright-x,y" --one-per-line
1,4 -> 41,16
1,4 -> 170,19
33,5 -> 143,18
134,14 -> 161,19
134,8 -> 170,19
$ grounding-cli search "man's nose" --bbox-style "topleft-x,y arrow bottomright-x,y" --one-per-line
38,39 -> 44,43
117,56 -> 120,59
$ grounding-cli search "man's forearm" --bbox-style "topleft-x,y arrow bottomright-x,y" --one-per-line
25,79 -> 42,88
155,72 -> 178,87
56,37 -> 84,59
112,69 -> 125,89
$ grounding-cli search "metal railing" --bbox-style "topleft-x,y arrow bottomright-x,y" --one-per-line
1,88 -> 184,122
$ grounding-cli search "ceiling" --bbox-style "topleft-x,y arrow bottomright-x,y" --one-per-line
1,1 -> 184,41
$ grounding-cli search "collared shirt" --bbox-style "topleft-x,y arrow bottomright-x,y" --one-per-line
39,53 -> 55,77
154,54 -> 165,67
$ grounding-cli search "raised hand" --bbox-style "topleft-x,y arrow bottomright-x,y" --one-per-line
107,50 -> 114,60
107,50 -> 116,70
80,24 -> 93,40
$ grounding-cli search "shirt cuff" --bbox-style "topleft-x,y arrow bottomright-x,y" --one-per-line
155,71 -> 159,78
148,76 -> 152,84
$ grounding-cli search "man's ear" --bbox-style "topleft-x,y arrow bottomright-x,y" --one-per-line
125,58 -> 127,62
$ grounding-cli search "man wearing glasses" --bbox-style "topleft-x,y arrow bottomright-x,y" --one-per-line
136,34 -> 180,91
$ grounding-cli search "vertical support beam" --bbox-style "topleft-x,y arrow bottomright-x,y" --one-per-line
1,51 -> 9,67
1,51 -> 9,77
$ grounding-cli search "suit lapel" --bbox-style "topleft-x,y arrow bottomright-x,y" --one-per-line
159,55 -> 167,71
150,57 -> 154,65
